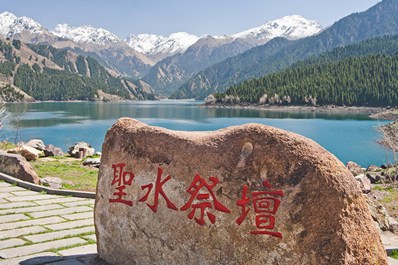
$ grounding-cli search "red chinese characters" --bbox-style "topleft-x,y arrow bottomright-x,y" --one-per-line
139,167 -> 178,212
236,180 -> 284,238
109,163 -> 135,206
180,174 -> 230,225
108,164 -> 284,238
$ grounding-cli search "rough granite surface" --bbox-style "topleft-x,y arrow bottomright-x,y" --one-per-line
95,118 -> 387,265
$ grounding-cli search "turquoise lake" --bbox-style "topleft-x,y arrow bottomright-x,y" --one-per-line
2,101 -> 392,167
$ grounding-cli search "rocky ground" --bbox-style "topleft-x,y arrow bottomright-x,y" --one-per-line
347,161 -> 398,234
205,103 -> 398,120
0,140 -> 100,191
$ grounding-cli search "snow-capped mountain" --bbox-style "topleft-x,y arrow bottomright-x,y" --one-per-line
127,15 -> 322,62
0,11 -> 46,38
126,32 -> 199,61
233,15 -> 322,43
0,12 -> 154,78
52,24 -> 124,47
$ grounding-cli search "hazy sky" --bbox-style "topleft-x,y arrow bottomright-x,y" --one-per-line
1,0 -> 381,38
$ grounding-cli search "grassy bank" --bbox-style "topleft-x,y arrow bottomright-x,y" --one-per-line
30,156 -> 99,192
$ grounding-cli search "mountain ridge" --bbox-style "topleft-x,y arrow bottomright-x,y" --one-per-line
140,15 -> 322,96
0,37 -> 154,102
172,0 -> 398,99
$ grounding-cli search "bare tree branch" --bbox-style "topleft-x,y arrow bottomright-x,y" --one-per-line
0,104 -> 8,130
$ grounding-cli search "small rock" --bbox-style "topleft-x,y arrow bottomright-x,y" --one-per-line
381,164 -> 394,169
83,158 -> 101,168
389,217 -> 398,234
355,174 -> 372,193
0,151 -> 40,184
68,142 -> 95,159
44,144 -> 64,157
40,176 -> 63,189
367,165 -> 380,172
26,139 -> 45,151
366,172 -> 383,184
7,145 -> 42,161
346,161 -> 364,176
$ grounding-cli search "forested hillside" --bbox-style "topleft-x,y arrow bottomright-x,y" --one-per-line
216,53 -> 398,107
0,39 -> 155,102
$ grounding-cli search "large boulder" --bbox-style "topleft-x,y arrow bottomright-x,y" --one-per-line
95,118 -> 387,265
68,142 -> 95,159
7,145 -> 41,161
0,151 -> 40,184
26,139 -> 45,151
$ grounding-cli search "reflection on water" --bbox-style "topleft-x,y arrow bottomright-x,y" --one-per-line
2,101 -> 390,167
5,101 -> 372,128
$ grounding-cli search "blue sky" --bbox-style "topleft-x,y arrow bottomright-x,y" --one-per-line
1,0 -> 381,37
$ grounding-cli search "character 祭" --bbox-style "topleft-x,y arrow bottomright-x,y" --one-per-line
181,174 -> 230,225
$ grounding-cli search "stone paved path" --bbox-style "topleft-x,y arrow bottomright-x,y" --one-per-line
0,181 -> 101,265
2,179 -> 398,264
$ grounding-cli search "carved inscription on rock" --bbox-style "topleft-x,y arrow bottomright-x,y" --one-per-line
95,118 -> 387,265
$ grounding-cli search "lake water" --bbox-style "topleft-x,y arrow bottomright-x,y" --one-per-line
1,100 -> 392,167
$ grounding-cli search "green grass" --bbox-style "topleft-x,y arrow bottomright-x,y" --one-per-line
31,158 -> 99,192
390,249 -> 398,259
0,141 -> 16,150
373,185 -> 394,192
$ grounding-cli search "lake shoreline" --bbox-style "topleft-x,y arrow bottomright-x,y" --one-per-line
202,103 -> 398,120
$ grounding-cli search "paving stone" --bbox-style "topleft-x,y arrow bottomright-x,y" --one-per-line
62,211 -> 93,221
0,237 -> 87,258
58,244 -> 97,256
0,213 -> 30,224
0,193 -> 13,198
0,251 -> 63,265
30,206 -> 93,219
0,182 -> 11,187
10,190 -> 40,196
24,226 -> 95,243
84,234 -> 97,242
62,200 -> 94,208
0,238 -> 26,250
7,194 -> 58,202
0,226 -> 47,240
0,201 -> 37,209
35,197 -> 87,205
45,218 -> 94,231
0,186 -> 26,192
0,216 -> 66,231
388,257 -> 398,265
0,203 -> 64,215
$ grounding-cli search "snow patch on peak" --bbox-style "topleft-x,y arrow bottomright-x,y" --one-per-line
0,11 -> 45,37
52,24 -> 122,46
126,32 -> 199,58
11,16 -> 45,34
0,12 -> 17,36
232,15 -> 322,42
